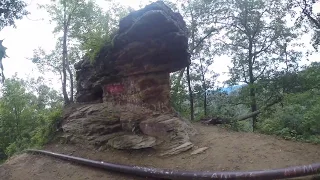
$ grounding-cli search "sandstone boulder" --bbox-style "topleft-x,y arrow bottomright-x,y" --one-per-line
63,1 -> 196,156
75,1 -> 190,103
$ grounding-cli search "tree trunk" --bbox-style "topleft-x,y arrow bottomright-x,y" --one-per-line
186,65 -> 194,121
303,7 -> 320,29
66,56 -> 74,103
236,96 -> 281,122
202,96 -> 282,124
172,68 -> 185,105
62,3 -> 70,105
204,89 -> 207,116
200,62 -> 207,117
248,40 -> 257,131
250,85 -> 257,130
187,8 -> 196,121
65,12 -> 74,104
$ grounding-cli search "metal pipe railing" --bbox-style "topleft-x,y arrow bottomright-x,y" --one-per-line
26,149 -> 320,180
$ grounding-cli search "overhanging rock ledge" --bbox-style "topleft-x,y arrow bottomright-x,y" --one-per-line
63,1 -> 196,156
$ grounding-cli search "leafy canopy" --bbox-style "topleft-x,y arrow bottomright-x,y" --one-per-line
0,0 -> 28,30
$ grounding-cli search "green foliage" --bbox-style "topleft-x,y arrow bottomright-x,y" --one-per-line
223,120 -> 252,132
288,0 -> 320,51
258,89 -> 320,143
167,0 -> 221,121
170,72 -> 191,119
0,76 -> 63,160
0,0 -> 28,30
1,0 -> 319,165
30,108 -> 62,147
162,0 -> 320,143
30,47 -> 62,76
62,0 -> 131,63
35,0 -> 131,104
81,30 -> 114,63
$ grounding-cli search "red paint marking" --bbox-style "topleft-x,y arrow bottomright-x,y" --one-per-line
104,84 -> 124,94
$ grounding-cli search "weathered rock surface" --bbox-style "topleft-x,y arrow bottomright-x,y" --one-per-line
74,1 -> 190,103
108,135 -> 156,149
63,1 -> 196,155
62,103 -> 195,152
191,147 -> 209,155
160,142 -> 194,157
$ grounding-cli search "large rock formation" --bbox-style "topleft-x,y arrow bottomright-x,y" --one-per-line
63,1 -> 196,156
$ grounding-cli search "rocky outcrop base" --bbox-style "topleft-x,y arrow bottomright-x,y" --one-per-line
62,103 -> 196,155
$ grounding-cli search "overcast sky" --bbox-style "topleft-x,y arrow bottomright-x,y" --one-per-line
0,0 -> 319,90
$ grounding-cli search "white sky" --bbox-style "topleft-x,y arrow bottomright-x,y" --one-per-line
0,0 -> 319,90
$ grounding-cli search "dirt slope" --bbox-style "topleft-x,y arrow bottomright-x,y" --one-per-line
1,123 -> 320,180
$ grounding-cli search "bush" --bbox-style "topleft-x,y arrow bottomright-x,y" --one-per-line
0,78 -> 63,160
31,108 -> 62,147
3,108 -> 63,157
258,91 -> 320,143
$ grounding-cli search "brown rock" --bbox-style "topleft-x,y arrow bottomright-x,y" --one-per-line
74,1 -> 190,103
93,132 -> 126,146
62,1 -> 196,155
108,135 -> 157,149
139,114 -> 194,141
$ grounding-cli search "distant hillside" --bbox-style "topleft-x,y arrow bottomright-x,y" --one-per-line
220,84 -> 245,94
207,84 -> 246,95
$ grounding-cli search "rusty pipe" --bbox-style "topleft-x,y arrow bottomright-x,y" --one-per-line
26,149 -> 320,180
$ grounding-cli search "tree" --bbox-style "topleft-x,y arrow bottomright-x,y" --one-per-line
31,44 -> 63,83
40,0 -> 77,104
0,0 -> 28,30
0,77 -> 38,157
170,73 -> 190,118
38,0 -> 130,105
31,40 -> 80,100
169,0 -> 220,121
191,43 -> 219,118
203,0 -> 302,130
258,62 -> 320,142
43,0 -> 94,105
42,0 -> 97,104
0,76 -> 63,160
288,0 -> 320,50
0,0 -> 28,84
27,77 -> 64,109
0,40 -> 8,83
70,1 -> 131,61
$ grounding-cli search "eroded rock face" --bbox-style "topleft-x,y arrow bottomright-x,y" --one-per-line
75,1 -> 190,103
63,103 -> 195,152
64,1 -> 196,155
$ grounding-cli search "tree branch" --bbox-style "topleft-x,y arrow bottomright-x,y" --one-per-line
202,96 -> 282,125
253,38 -> 274,56
241,62 -> 249,83
254,65 -> 267,81
191,28 -> 218,53
216,38 -> 248,50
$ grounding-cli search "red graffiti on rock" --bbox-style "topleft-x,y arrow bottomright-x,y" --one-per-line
105,84 -> 124,94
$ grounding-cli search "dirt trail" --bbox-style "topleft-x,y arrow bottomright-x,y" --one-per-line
1,123 -> 320,180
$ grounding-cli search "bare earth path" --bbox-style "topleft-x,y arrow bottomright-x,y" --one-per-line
1,123 -> 320,180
